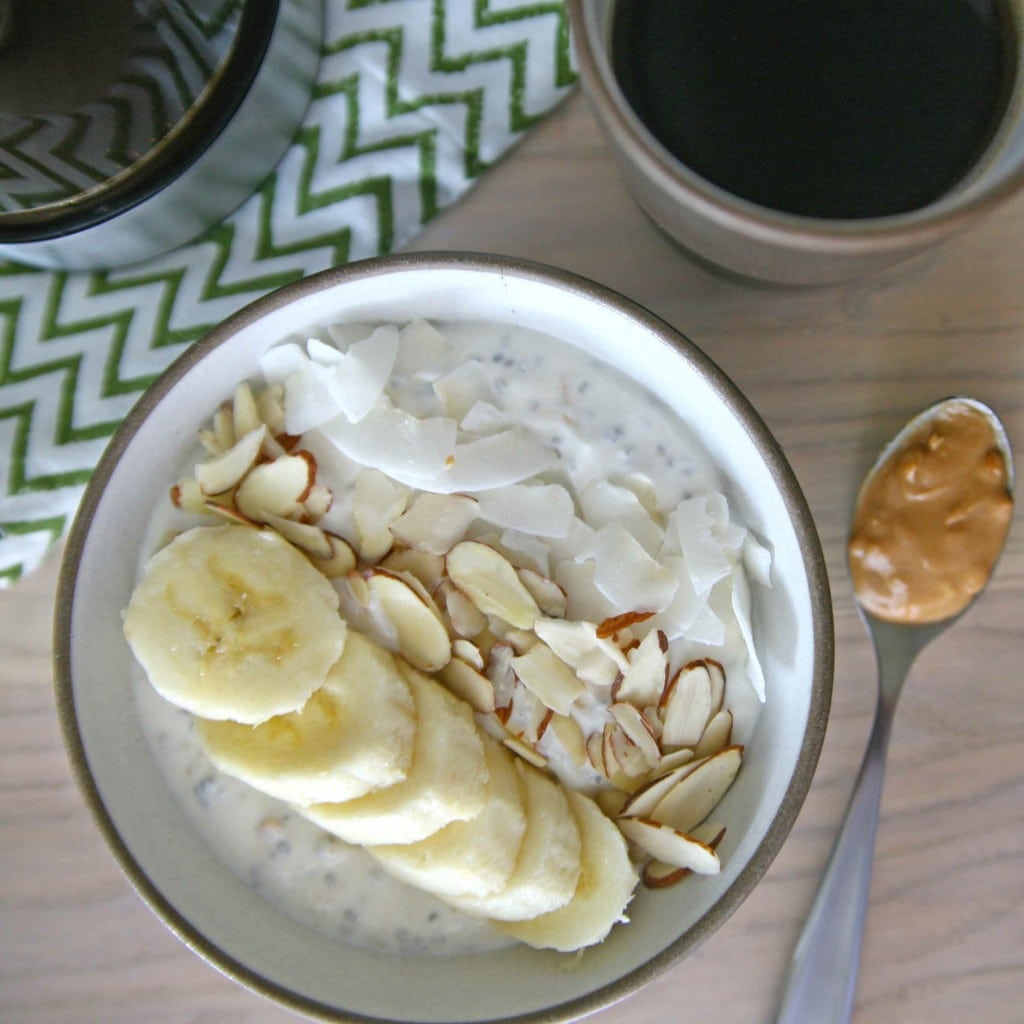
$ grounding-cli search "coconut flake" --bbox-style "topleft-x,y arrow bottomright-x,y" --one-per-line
474,483 -> 574,538
730,565 -> 766,702
579,480 -> 664,555
393,318 -> 456,381
433,360 -> 494,421
743,533 -> 773,587
583,523 -> 678,613
259,342 -> 306,385
460,400 -> 509,435
670,496 -> 733,596
439,429 -> 558,493
319,404 -> 457,488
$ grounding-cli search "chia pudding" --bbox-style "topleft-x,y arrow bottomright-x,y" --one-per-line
132,318 -> 771,956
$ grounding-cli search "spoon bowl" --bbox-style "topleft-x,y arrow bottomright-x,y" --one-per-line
773,397 -> 1014,1024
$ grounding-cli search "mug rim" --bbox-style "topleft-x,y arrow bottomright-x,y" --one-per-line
568,0 -> 1024,256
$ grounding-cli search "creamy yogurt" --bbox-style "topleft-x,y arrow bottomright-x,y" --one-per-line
133,319 -> 768,957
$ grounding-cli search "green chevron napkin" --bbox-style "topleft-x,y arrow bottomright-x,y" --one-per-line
0,0 -> 575,586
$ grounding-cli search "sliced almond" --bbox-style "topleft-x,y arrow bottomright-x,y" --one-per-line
315,533 -> 357,578
613,628 -> 668,706
660,661 -> 715,750
345,570 -> 371,608
195,424 -> 267,495
261,513 -> 334,559
609,727 -> 649,778
204,500 -> 259,527
706,658 -> 726,715
608,703 -> 662,766
381,548 -> 446,593
694,709 -> 734,760
439,656 -> 496,714
650,745 -> 743,834
451,638 -> 485,671
594,788 -> 630,818
575,646 -> 621,692
617,818 -> 720,875
654,746 -> 696,775
303,483 -> 334,522
352,469 -> 411,562
643,821 -> 727,888
485,643 -> 517,709
365,570 -> 451,672
443,584 -> 490,638
234,451 -> 315,522
502,734 -> 548,770
500,627 -> 536,656
446,540 -> 540,629
614,819 -> 720,876
619,758 -> 705,819
390,493 -> 479,555
516,568 -> 567,618
545,713 -> 588,768
531,618 -> 601,669
586,730 -> 608,776
255,383 -> 286,434
596,610 -> 655,639
511,642 -> 586,715
232,381 -> 262,438
212,403 -> 236,453
169,477 -> 209,515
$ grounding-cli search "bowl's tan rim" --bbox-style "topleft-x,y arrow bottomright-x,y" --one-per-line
566,0 -> 1024,257
53,251 -> 834,1024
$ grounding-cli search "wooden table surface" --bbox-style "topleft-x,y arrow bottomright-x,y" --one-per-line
2,92 -> 1023,1024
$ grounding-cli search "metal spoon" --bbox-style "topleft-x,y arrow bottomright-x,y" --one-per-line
773,397 -> 1015,1024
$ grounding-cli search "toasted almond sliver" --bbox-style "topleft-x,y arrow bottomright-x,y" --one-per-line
261,513 -> 334,559
232,381 -> 262,438
596,610 -> 655,639
660,661 -> 715,750
650,745 -> 743,835
365,570 -> 451,672
451,638 -> 485,671
352,469 -> 410,563
653,746 -> 696,775
619,758 -> 705,819
502,734 -> 548,769
641,822 -> 727,888
609,727 -> 649,778
234,452 -> 315,522
443,584 -> 489,638
516,568 -> 568,618
694,709 -> 733,760
545,713 -> 589,768
170,477 -> 209,515
381,548 -> 446,593
586,730 -> 607,776
511,643 -> 586,716
446,540 -> 540,629
609,703 -> 662,765
617,817 -> 720,875
613,628 -> 668,706
195,424 -> 267,496
314,533 -> 358,578
439,656 -> 495,714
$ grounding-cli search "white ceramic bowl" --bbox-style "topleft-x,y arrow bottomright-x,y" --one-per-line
55,253 -> 833,1023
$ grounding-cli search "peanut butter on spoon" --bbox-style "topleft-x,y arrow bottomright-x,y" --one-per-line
848,398 -> 1013,624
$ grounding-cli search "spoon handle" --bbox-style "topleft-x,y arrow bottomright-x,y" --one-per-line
773,706 -> 894,1024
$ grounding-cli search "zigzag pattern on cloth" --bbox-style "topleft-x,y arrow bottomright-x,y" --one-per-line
0,0 -> 576,585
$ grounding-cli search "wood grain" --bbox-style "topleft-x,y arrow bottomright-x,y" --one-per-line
3,92 -> 1022,1024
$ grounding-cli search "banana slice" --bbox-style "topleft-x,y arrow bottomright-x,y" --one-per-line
196,631 -> 416,806
123,525 -> 346,724
302,664 -> 488,845
498,790 -> 638,951
446,758 -> 582,921
369,737 -> 527,900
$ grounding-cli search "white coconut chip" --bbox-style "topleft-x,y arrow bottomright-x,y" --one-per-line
582,523 -> 678,613
669,496 -> 733,597
474,483 -> 574,538
392,318 -> 457,381
438,429 -> 559,493
319,404 -> 458,488
326,322 -> 375,349
329,324 -> 400,424
460,400 -> 509,435
730,565 -> 766,702
743,534 -> 773,587
306,337 -> 345,365
433,360 -> 494,421
579,480 -> 665,555
259,342 -> 306,385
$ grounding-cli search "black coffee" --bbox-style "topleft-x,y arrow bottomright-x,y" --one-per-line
611,0 -> 1015,219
